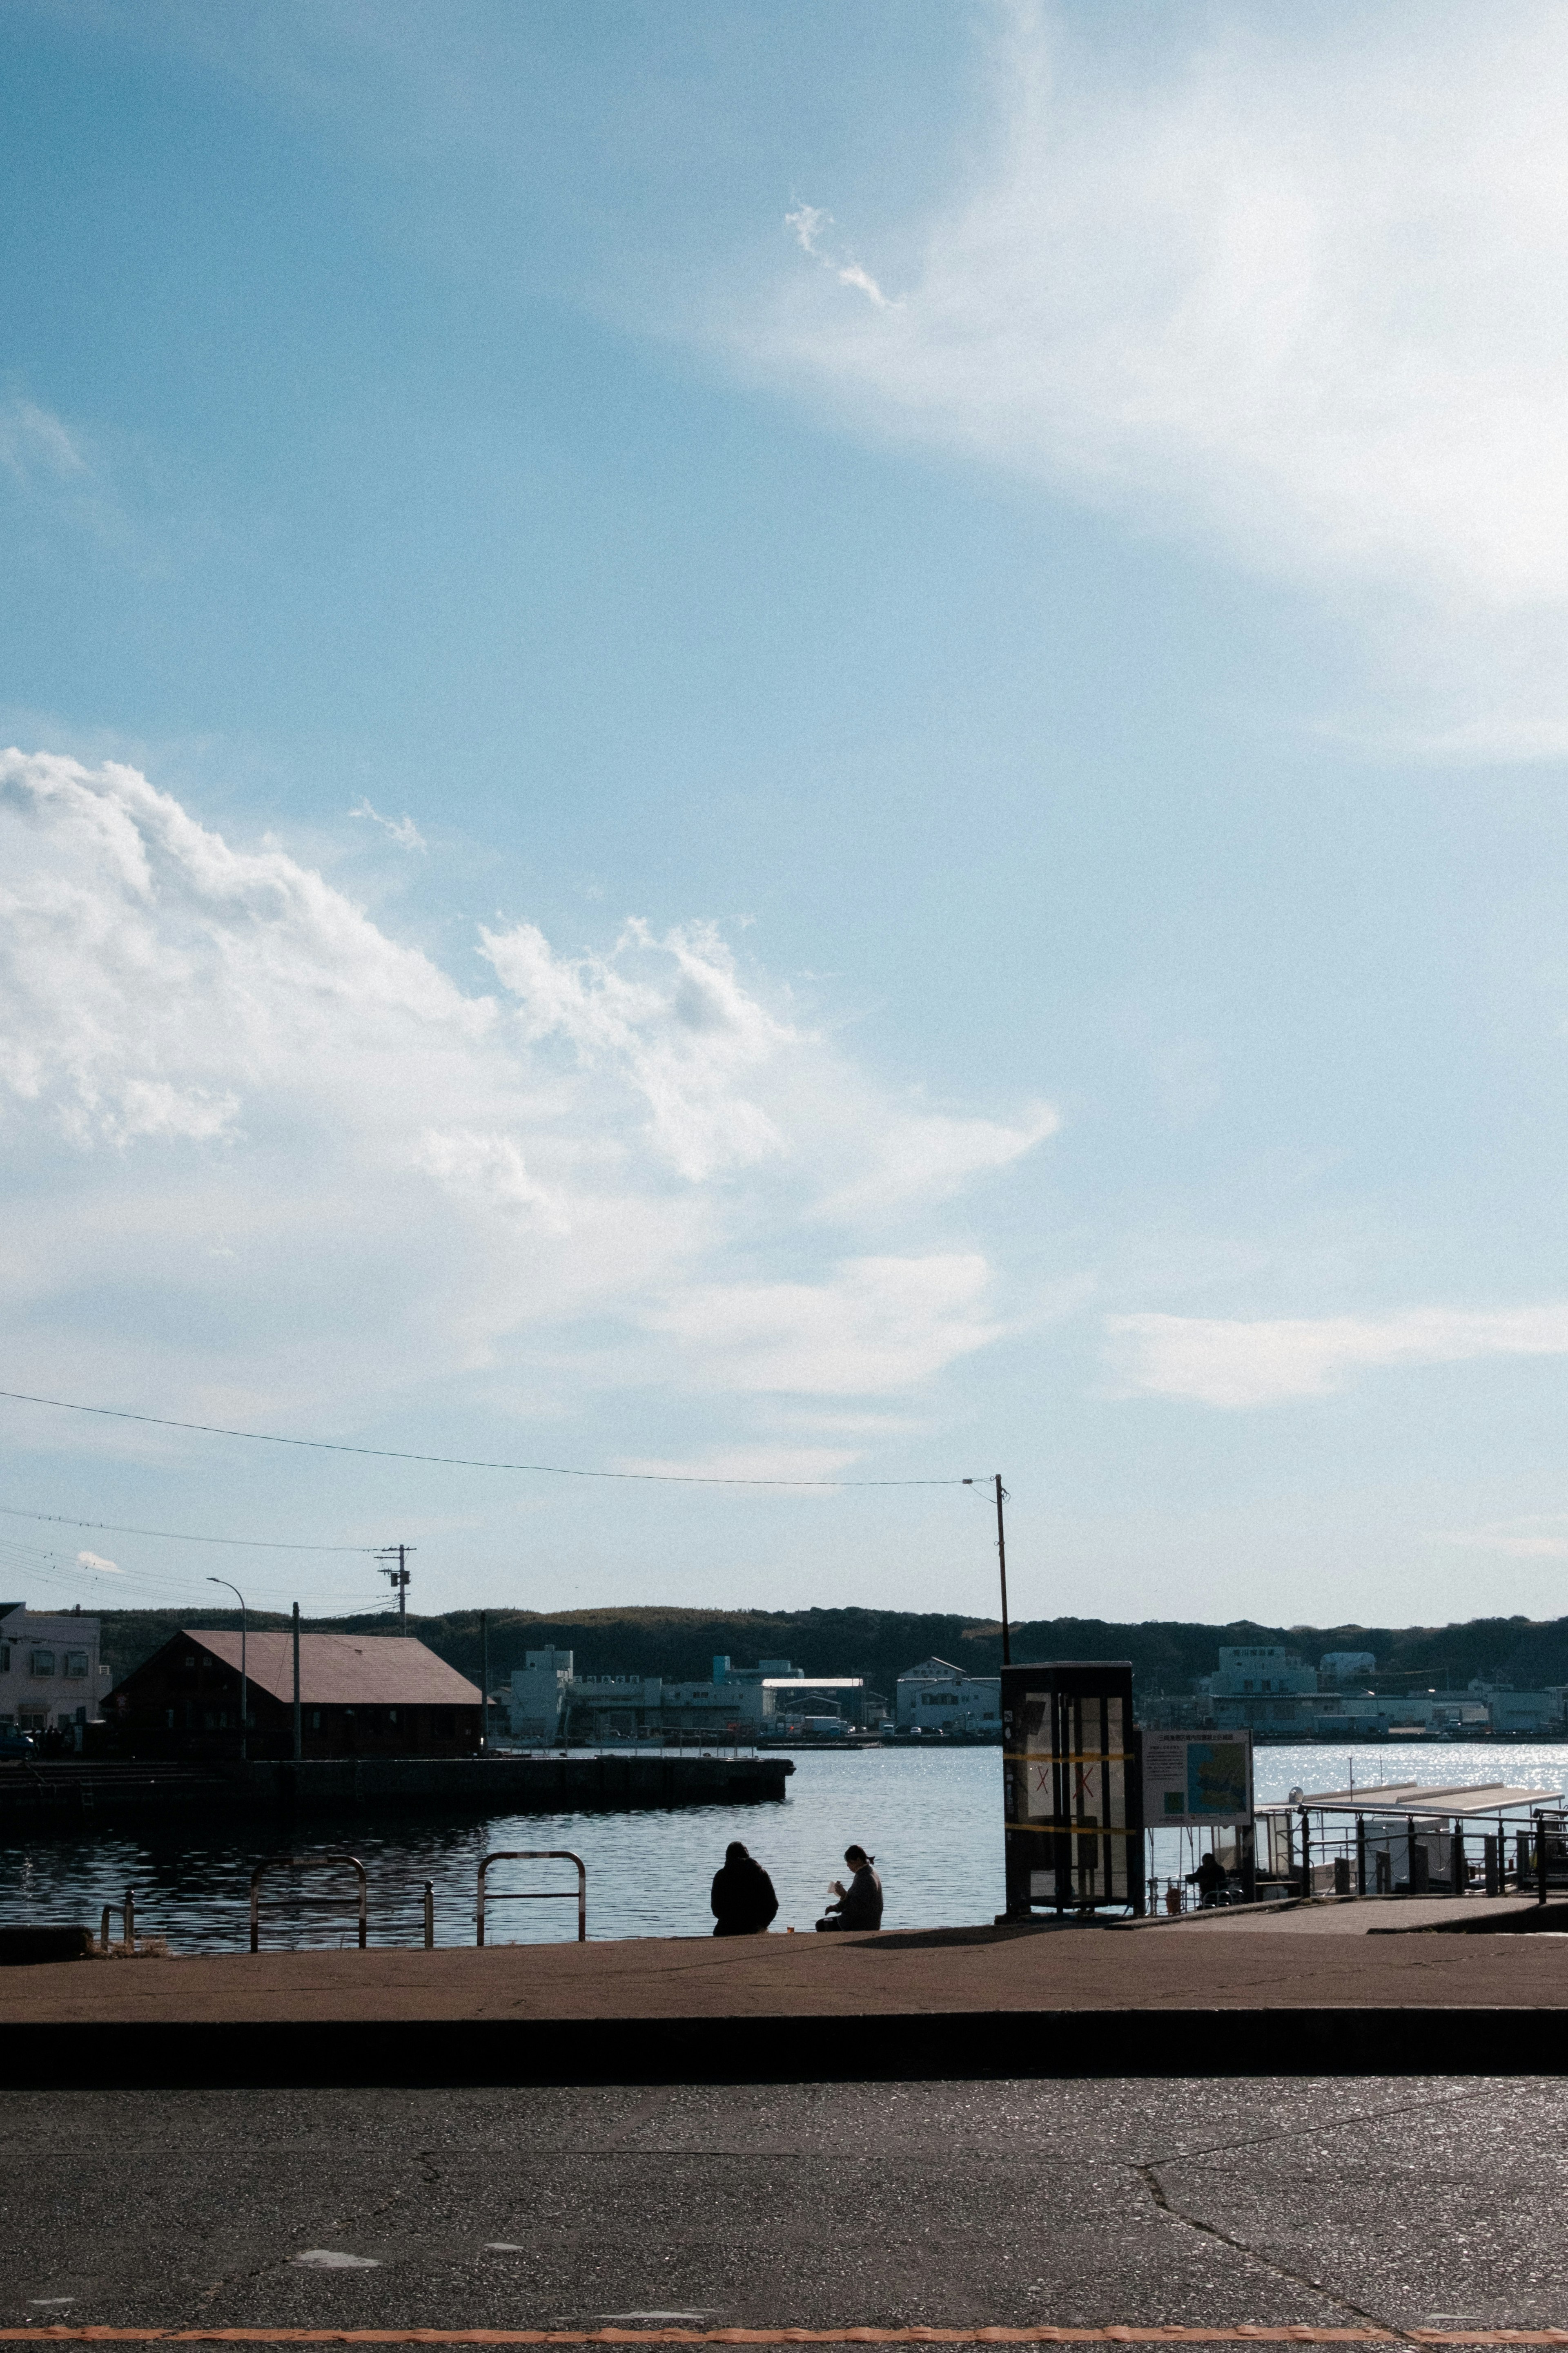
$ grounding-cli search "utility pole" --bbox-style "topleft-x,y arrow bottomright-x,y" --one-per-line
993,1475 -> 1011,1666
377,1544 -> 414,1633
480,1609 -> 490,1755
292,1602 -> 302,1761
207,1579 -> 249,1761
963,1475 -> 1011,1665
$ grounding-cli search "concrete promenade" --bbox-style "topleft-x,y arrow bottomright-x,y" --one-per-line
7,1899 -> 1568,2085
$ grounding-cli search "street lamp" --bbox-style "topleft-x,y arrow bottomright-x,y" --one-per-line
207,1579 -> 248,1762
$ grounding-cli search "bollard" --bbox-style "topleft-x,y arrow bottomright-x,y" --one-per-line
1333,1856 -> 1351,1896
423,1880 -> 435,1949
1484,1835 -> 1500,1897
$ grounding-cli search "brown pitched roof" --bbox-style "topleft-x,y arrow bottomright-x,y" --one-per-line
182,1630 -> 481,1708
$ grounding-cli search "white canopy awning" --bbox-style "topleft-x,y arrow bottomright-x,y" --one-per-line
1258,1779 -> 1559,1819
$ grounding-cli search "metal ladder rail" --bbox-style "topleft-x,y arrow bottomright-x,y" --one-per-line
99,1885 -> 136,1954
476,1849 -> 586,1945
249,1852 -> 368,1952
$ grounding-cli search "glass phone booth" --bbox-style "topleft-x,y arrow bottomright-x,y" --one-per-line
1002,1660 -> 1145,1919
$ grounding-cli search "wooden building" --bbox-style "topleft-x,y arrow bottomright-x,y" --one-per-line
105,1628 -> 483,1760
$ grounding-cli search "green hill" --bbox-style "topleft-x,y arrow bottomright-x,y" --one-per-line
91,1602 -> 1568,1699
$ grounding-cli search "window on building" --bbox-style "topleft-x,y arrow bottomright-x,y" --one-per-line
29,1650 -> 55,1678
310,1710 -> 322,1730
64,1650 -> 88,1679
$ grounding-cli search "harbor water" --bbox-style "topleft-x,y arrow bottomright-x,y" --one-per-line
4,1741 -> 1565,1951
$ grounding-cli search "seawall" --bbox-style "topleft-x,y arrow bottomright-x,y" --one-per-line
0,1751 -> 793,1827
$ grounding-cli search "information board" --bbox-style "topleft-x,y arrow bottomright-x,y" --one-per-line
1142,1731 -> 1253,1829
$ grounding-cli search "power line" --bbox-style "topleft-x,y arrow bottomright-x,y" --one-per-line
0,1504 -> 377,1552
0,1386 -> 969,1487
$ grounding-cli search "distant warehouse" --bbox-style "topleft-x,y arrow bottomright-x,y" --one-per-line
105,1630 -> 483,1760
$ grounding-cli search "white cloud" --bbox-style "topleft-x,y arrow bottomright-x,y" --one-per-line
755,5 -> 1568,752
0,748 -> 1053,1434
813,1102 -> 1059,1218
610,1443 -> 864,1485
784,204 -> 895,311
646,1253 -> 1000,1395
0,398 -> 87,485
77,1550 -> 120,1573
348,797 -> 426,851
1439,1519 -> 1568,1561
1106,1303 -> 1568,1409
481,916 -> 793,1184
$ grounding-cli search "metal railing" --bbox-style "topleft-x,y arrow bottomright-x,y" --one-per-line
249,1852 -> 368,1952
100,1885 -> 135,1953
476,1848 -> 586,1945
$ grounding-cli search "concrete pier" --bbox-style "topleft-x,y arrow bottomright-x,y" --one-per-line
0,1750 -> 792,1824
7,1899 -> 1568,2086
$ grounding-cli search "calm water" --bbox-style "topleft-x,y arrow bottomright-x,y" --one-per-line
5,1741 -> 1565,1950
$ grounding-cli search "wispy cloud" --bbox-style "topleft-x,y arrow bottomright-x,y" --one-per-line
1438,1517 -> 1568,1561
0,398 -> 88,485
348,797 -> 426,851
1106,1304 -> 1568,1409
784,203 -> 894,311
753,7 -> 1568,754
77,1550 -> 120,1573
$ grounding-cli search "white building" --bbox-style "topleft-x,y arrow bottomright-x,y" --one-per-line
0,1604 -> 112,1735
1203,1646 -> 1319,1698
1474,1686 -> 1564,1735
506,1650 -> 863,1742
1320,1650 -> 1378,1685
895,1656 -> 1002,1735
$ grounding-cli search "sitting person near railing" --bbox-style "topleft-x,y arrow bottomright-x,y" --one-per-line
815,1844 -> 883,1932
1186,1850 -> 1230,1908
710,1840 -> 779,1936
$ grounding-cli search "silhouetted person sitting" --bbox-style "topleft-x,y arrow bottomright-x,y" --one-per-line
710,1840 -> 779,1936
815,1844 -> 883,1932
1187,1851 -> 1229,1908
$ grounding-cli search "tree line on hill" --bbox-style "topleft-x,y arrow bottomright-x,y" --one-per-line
92,1602 -> 1568,1700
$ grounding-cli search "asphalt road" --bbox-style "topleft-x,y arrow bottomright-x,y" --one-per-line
4,2076 -> 1565,2335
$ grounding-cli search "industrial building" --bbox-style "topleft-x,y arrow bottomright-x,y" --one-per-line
506,1650 -> 867,1743
1138,1642 -> 1568,1739
895,1655 -> 1002,1737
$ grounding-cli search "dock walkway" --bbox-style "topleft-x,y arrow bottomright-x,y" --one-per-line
7,1899 -> 1568,2085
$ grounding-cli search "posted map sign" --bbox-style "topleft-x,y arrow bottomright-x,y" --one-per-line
1143,1731 -> 1253,1829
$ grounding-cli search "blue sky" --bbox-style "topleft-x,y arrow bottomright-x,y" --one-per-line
5,1 -> 1568,1631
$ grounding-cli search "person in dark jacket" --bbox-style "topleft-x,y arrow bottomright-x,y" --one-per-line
815,1844 -> 883,1931
710,1840 -> 779,1936
1187,1851 -> 1229,1908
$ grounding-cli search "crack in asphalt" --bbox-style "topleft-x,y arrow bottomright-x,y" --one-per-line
1134,2080 -> 1482,2171
1135,2159 -> 1410,2340
1126,2083 -> 1521,2342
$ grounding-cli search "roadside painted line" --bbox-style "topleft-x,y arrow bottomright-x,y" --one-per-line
3,2331 -> 1568,2345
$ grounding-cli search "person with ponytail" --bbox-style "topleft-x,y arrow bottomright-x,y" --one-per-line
815,1843 -> 883,1931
